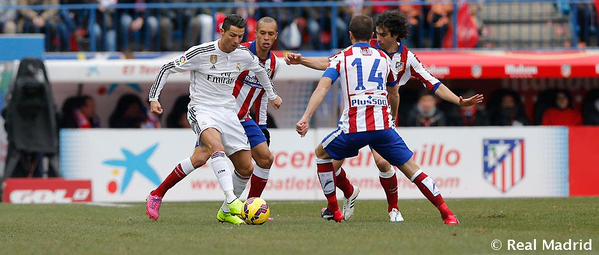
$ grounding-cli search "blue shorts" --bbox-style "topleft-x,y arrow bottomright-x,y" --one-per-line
241,120 -> 268,148
321,128 -> 414,166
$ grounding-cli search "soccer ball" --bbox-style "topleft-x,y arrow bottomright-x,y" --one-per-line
241,197 -> 270,225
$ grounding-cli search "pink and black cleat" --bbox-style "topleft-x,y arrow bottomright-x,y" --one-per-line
146,193 -> 163,221
321,208 -> 344,223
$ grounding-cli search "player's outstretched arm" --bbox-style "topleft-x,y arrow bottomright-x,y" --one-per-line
284,53 -> 329,71
296,77 -> 333,137
435,85 -> 484,106
407,50 -> 484,107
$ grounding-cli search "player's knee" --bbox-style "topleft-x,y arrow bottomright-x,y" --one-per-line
256,152 -> 274,169
375,158 -> 392,172
236,162 -> 254,177
315,146 -> 329,159
190,152 -> 209,168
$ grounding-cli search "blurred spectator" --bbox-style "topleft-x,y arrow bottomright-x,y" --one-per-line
364,0 -> 396,18
109,93 -> 159,128
541,90 -> 582,126
582,89 -> 599,125
0,0 -> 18,34
490,93 -> 529,126
445,90 -> 489,126
399,0 -> 423,48
185,0 -> 222,48
575,3 -> 596,48
345,0 -> 365,15
166,95 -> 191,128
406,94 -> 447,127
60,95 -> 100,128
427,0 -> 453,48
19,0 -> 70,51
118,0 -> 159,51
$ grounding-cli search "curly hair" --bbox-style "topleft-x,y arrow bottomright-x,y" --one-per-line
375,10 -> 409,40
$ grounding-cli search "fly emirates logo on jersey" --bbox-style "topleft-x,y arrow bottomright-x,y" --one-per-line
206,72 -> 236,85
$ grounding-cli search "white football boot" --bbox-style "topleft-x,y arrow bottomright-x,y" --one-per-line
389,208 -> 405,223
342,186 -> 360,221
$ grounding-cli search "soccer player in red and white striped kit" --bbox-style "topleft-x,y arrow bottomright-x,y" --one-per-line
287,11 -> 483,225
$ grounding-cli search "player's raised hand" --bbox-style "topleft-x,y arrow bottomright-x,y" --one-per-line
459,94 -> 484,107
270,96 -> 283,109
285,52 -> 303,65
150,101 -> 163,115
296,118 -> 309,137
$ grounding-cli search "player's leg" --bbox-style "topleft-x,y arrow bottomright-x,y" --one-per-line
248,142 -> 273,197
315,144 -> 344,222
371,149 -> 403,222
332,159 -> 357,200
215,112 -> 257,225
146,145 -> 210,221
397,160 -> 458,225
317,129 -> 365,222
202,128 -> 246,225
332,159 -> 359,221
371,129 -> 459,225
239,120 -> 272,198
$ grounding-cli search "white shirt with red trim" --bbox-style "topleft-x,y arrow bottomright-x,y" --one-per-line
232,41 -> 282,125
390,47 -> 441,90
326,43 -> 397,134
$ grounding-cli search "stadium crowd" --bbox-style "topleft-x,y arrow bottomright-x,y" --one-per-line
1,0 -> 597,51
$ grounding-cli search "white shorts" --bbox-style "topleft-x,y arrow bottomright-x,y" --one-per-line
187,105 -> 250,156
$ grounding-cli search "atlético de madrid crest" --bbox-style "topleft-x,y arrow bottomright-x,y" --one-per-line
483,139 -> 526,193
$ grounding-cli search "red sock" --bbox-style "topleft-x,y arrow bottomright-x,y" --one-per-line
335,168 -> 354,199
379,173 -> 399,212
248,174 -> 268,198
151,164 -> 186,197
413,171 -> 453,218
317,161 -> 339,212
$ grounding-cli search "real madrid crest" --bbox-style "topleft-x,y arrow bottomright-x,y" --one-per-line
210,55 -> 217,69
236,63 -> 242,72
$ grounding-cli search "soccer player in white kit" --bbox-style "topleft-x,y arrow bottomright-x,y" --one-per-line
145,14 -> 282,225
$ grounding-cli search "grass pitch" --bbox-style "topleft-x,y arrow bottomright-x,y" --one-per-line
1,198 -> 598,255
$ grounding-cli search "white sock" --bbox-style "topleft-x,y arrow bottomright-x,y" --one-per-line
379,170 -> 395,179
180,157 -> 195,175
232,170 -> 250,198
253,165 -> 270,180
210,151 -> 236,204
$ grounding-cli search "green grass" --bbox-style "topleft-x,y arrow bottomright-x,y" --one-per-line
1,198 -> 598,255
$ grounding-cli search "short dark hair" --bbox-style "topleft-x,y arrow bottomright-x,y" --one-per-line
375,11 -> 409,40
349,15 -> 373,41
222,14 -> 247,31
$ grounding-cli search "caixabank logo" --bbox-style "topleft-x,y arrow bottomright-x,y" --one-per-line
483,139 -> 526,193
103,144 -> 161,195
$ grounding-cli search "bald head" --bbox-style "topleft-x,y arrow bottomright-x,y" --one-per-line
257,16 -> 278,31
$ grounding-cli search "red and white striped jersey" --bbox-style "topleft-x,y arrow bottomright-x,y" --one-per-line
325,43 -> 397,134
232,41 -> 281,125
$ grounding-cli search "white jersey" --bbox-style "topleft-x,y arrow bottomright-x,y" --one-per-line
233,41 -> 282,125
149,40 -> 277,111
325,43 -> 397,134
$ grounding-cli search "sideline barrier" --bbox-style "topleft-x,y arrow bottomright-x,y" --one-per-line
60,127 -> 569,202
569,127 -> 599,197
